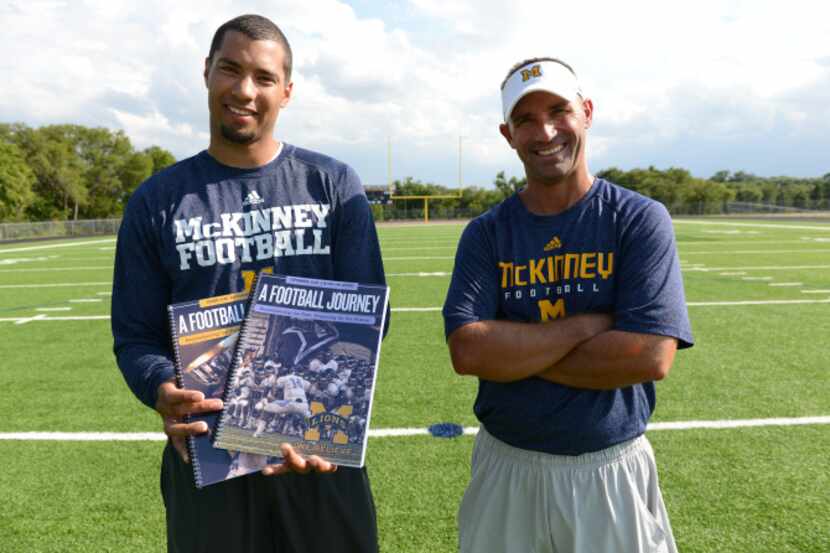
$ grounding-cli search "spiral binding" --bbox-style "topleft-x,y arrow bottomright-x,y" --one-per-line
213,271 -> 261,448
167,303 -> 205,488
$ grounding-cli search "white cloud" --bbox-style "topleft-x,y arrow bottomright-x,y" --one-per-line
2,0 -> 829,185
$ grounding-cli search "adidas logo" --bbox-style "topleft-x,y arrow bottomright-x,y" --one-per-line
543,236 -> 562,251
242,190 -> 264,206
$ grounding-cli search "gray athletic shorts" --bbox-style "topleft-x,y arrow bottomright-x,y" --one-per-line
458,427 -> 677,553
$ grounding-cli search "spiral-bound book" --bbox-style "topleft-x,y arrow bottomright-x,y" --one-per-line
167,291 -> 280,488
213,273 -> 390,468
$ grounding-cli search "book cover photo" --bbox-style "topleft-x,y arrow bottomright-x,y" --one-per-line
168,291 -> 280,488
214,274 -> 390,468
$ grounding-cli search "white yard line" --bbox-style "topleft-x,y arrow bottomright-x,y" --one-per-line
13,314 -> 47,325
0,238 -> 116,254
0,266 -> 112,273
741,276 -> 773,281
719,272 -> 747,275
387,272 -> 450,277
0,315 -> 111,323
386,250 -> 829,259
1,416 -> 828,441
383,256 -> 455,261
682,249 -> 830,255
673,220 -> 830,232
686,264 -> 830,272
68,298 -> 103,303
36,307 -> 72,312
768,282 -> 803,287
687,298 -> 830,306
5,296 -> 830,324
681,240 -> 812,245
381,246 -> 457,252
0,282 -> 110,289
801,289 -> 830,294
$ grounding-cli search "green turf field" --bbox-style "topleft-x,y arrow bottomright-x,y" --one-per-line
1,218 -> 829,552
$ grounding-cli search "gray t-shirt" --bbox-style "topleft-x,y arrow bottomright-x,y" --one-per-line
443,178 -> 693,455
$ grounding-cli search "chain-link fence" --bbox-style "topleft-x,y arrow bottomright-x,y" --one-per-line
3,201 -> 829,243
0,219 -> 122,242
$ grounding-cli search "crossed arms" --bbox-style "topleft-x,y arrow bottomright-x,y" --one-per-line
447,314 -> 677,390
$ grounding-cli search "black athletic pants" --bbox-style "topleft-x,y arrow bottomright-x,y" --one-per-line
160,442 -> 379,553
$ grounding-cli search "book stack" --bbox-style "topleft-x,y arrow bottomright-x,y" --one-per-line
167,273 -> 389,488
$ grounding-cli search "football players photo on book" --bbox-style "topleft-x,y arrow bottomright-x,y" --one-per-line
213,273 -> 389,468
112,13 -> 387,553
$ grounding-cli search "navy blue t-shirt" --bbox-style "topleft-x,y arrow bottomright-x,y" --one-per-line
442,178 -> 693,455
112,145 -> 386,409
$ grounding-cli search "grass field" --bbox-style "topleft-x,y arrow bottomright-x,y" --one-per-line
1,217 -> 829,552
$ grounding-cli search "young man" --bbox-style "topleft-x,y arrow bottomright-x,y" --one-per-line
112,14 -> 385,553
442,57 -> 694,553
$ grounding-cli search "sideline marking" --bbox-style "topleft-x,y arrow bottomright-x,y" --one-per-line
0,238 -> 116,254
2,416 -> 828,441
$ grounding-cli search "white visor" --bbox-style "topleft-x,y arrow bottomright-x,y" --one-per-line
501,60 -> 582,122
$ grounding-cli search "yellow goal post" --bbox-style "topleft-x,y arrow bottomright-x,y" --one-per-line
389,192 -> 463,223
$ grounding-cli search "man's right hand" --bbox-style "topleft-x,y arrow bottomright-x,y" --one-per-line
155,380 -> 224,463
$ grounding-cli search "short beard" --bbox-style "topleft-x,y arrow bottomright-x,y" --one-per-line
220,124 -> 256,145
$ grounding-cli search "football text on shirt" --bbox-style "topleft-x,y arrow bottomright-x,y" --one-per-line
499,251 -> 614,321
173,204 -> 331,270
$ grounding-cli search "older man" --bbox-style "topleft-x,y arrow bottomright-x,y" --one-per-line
443,57 -> 694,553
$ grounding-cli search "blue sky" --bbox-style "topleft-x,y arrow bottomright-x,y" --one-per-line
2,0 -> 828,188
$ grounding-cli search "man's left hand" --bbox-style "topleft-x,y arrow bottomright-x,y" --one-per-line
261,443 -> 338,476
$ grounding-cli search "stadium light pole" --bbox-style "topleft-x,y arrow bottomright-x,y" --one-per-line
387,136 -> 392,189
458,135 -> 463,188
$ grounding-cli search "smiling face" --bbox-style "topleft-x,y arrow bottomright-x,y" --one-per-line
500,90 -> 593,189
204,30 -> 292,166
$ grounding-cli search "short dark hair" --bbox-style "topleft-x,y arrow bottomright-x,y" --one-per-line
500,57 -> 577,90
208,14 -> 293,82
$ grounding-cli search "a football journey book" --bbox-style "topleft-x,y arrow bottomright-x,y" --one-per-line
213,273 -> 390,467
167,291 -> 280,488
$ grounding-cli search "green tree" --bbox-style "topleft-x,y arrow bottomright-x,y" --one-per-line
493,171 -> 525,200
13,125 -> 86,220
143,145 -> 176,175
0,141 -> 37,221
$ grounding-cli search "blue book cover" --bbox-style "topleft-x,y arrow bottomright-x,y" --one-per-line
213,273 -> 390,467
167,291 -> 280,488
